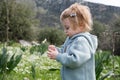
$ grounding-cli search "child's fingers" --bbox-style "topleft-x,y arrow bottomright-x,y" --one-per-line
48,48 -> 54,52
47,51 -> 52,57
47,51 -> 54,59
49,45 -> 55,47
48,45 -> 55,50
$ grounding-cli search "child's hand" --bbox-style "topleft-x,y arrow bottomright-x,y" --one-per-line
47,45 -> 58,59
48,45 -> 56,51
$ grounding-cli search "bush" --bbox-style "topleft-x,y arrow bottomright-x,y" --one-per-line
38,27 -> 66,46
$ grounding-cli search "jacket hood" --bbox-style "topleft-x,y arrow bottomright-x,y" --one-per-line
70,32 -> 98,54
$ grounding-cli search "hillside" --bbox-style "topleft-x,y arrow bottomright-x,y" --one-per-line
84,2 -> 120,24
35,0 -> 120,27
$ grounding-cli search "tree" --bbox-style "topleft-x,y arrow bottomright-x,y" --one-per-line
0,0 -> 39,42
112,18 -> 120,55
92,20 -> 106,38
92,21 -> 110,50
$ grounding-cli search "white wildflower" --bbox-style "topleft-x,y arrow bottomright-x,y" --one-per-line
42,38 -> 47,44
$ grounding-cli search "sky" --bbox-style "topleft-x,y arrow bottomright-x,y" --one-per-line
84,0 -> 120,7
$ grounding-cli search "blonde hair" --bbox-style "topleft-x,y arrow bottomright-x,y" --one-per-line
60,3 -> 93,32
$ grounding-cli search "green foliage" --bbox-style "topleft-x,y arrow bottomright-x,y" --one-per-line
95,51 -> 120,80
31,64 -> 36,80
0,43 -> 119,80
92,21 -> 106,38
0,0 -> 39,41
112,56 -> 120,76
112,19 -> 120,55
0,47 -> 9,73
30,42 -> 48,55
112,18 -> 120,32
20,46 -> 27,52
12,47 -> 61,80
95,51 -> 111,80
7,53 -> 22,73
92,21 -> 113,50
38,27 -> 66,46
0,46 -> 22,74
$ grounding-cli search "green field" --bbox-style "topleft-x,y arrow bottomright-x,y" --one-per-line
0,43 -> 120,80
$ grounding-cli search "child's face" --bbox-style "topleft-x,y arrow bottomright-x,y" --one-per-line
62,18 -> 82,37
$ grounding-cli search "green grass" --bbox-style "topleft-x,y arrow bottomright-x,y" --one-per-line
1,69 -> 60,80
0,53 -> 61,80
0,44 -> 120,80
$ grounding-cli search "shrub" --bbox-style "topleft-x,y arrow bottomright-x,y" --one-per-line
38,27 -> 66,46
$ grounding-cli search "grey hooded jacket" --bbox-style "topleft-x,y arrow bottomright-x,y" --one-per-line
56,32 -> 98,80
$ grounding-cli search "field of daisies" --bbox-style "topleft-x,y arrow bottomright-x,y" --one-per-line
0,41 -> 120,80
0,41 -> 61,80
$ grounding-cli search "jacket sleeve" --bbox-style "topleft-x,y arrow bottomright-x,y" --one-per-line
56,37 -> 91,68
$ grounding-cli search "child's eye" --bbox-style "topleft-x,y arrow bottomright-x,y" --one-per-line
66,27 -> 69,30
65,26 -> 69,30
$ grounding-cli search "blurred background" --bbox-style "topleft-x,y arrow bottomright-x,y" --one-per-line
0,0 -> 120,80
0,0 -> 120,54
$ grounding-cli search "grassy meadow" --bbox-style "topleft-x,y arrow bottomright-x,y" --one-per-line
0,42 -> 120,80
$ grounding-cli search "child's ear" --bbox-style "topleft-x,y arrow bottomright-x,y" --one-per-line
79,23 -> 85,31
